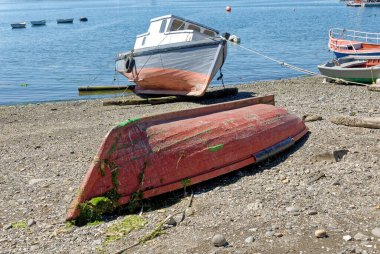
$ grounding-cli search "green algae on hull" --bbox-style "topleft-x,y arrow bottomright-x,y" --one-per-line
75,197 -> 116,226
208,144 -> 224,152
117,117 -> 141,128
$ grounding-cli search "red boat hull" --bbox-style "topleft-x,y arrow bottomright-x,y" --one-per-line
66,96 -> 308,220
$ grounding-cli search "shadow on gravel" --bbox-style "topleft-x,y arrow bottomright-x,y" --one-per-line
193,91 -> 257,105
109,132 -> 310,219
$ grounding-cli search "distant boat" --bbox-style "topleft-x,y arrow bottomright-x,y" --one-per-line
11,22 -> 26,29
328,28 -> 380,57
346,0 -> 362,6
79,17 -> 88,22
31,20 -> 46,26
347,0 -> 380,6
318,55 -> 380,84
57,18 -> 74,24
115,14 -> 228,97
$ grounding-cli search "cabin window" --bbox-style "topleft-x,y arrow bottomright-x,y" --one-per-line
170,19 -> 185,31
188,24 -> 201,32
203,29 -> 215,37
159,19 -> 167,33
142,37 -> 146,46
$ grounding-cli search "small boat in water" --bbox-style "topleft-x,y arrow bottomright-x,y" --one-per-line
318,55 -> 380,83
329,28 -> 380,57
57,18 -> 74,24
347,0 -> 380,6
66,96 -> 308,222
31,20 -> 46,26
79,17 -> 88,22
11,22 -> 26,29
346,0 -> 362,6
115,14 -> 228,97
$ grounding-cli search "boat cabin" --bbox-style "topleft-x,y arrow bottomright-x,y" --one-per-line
134,15 -> 220,50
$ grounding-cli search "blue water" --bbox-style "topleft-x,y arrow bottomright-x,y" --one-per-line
0,0 -> 379,105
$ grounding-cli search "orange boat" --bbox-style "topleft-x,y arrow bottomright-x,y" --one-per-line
329,28 -> 380,57
66,96 -> 308,222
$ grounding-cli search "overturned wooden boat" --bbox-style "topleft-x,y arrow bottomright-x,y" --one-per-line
115,14 -> 228,97
66,96 -> 308,221
329,28 -> 380,57
318,55 -> 380,83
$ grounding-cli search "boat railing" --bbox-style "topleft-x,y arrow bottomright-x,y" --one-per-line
329,28 -> 380,45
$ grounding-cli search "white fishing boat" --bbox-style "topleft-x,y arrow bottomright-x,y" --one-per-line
318,55 -> 380,84
31,20 -> 46,26
11,22 -> 26,29
115,14 -> 228,97
57,18 -> 74,24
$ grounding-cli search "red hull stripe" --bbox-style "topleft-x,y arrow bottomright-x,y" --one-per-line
120,68 -> 211,96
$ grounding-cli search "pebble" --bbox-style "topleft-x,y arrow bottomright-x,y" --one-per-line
286,206 -> 300,213
343,235 -> 352,241
27,219 -> 36,227
244,236 -> 255,243
315,229 -> 327,238
249,228 -> 258,232
371,227 -> 380,238
307,210 -> 318,215
353,232 -> 370,241
185,207 -> 196,217
165,216 -> 177,226
274,233 -> 283,237
28,178 -> 46,185
4,224 -> 12,230
265,231 -> 274,237
92,239 -> 102,246
212,234 -> 226,247
30,245 -> 38,251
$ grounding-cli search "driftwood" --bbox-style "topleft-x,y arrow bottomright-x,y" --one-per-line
331,116 -> 380,129
103,88 -> 239,106
103,96 -> 178,106
302,114 -> 323,122
78,85 -> 135,92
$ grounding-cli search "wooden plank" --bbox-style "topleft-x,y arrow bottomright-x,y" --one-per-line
332,116 -> 380,129
103,88 -> 240,106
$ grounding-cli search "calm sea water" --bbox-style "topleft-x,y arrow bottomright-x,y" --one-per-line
0,0 -> 379,105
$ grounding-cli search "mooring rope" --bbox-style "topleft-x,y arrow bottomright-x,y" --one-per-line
231,41 -> 372,86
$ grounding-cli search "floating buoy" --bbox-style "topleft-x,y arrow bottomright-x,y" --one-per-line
226,5 -> 231,12
228,34 -> 241,44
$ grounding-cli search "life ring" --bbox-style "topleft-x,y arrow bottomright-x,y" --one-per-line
125,55 -> 135,73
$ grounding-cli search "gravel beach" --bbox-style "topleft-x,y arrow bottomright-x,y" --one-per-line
1,76 -> 379,254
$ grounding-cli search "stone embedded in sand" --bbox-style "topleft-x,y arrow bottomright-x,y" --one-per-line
343,235 -> 352,241
354,232 -> 370,241
27,219 -> 36,227
212,234 -> 226,247
315,229 -> 327,238
371,227 -> 380,238
286,206 -> 300,213
165,216 -> 176,227
244,236 -> 255,243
